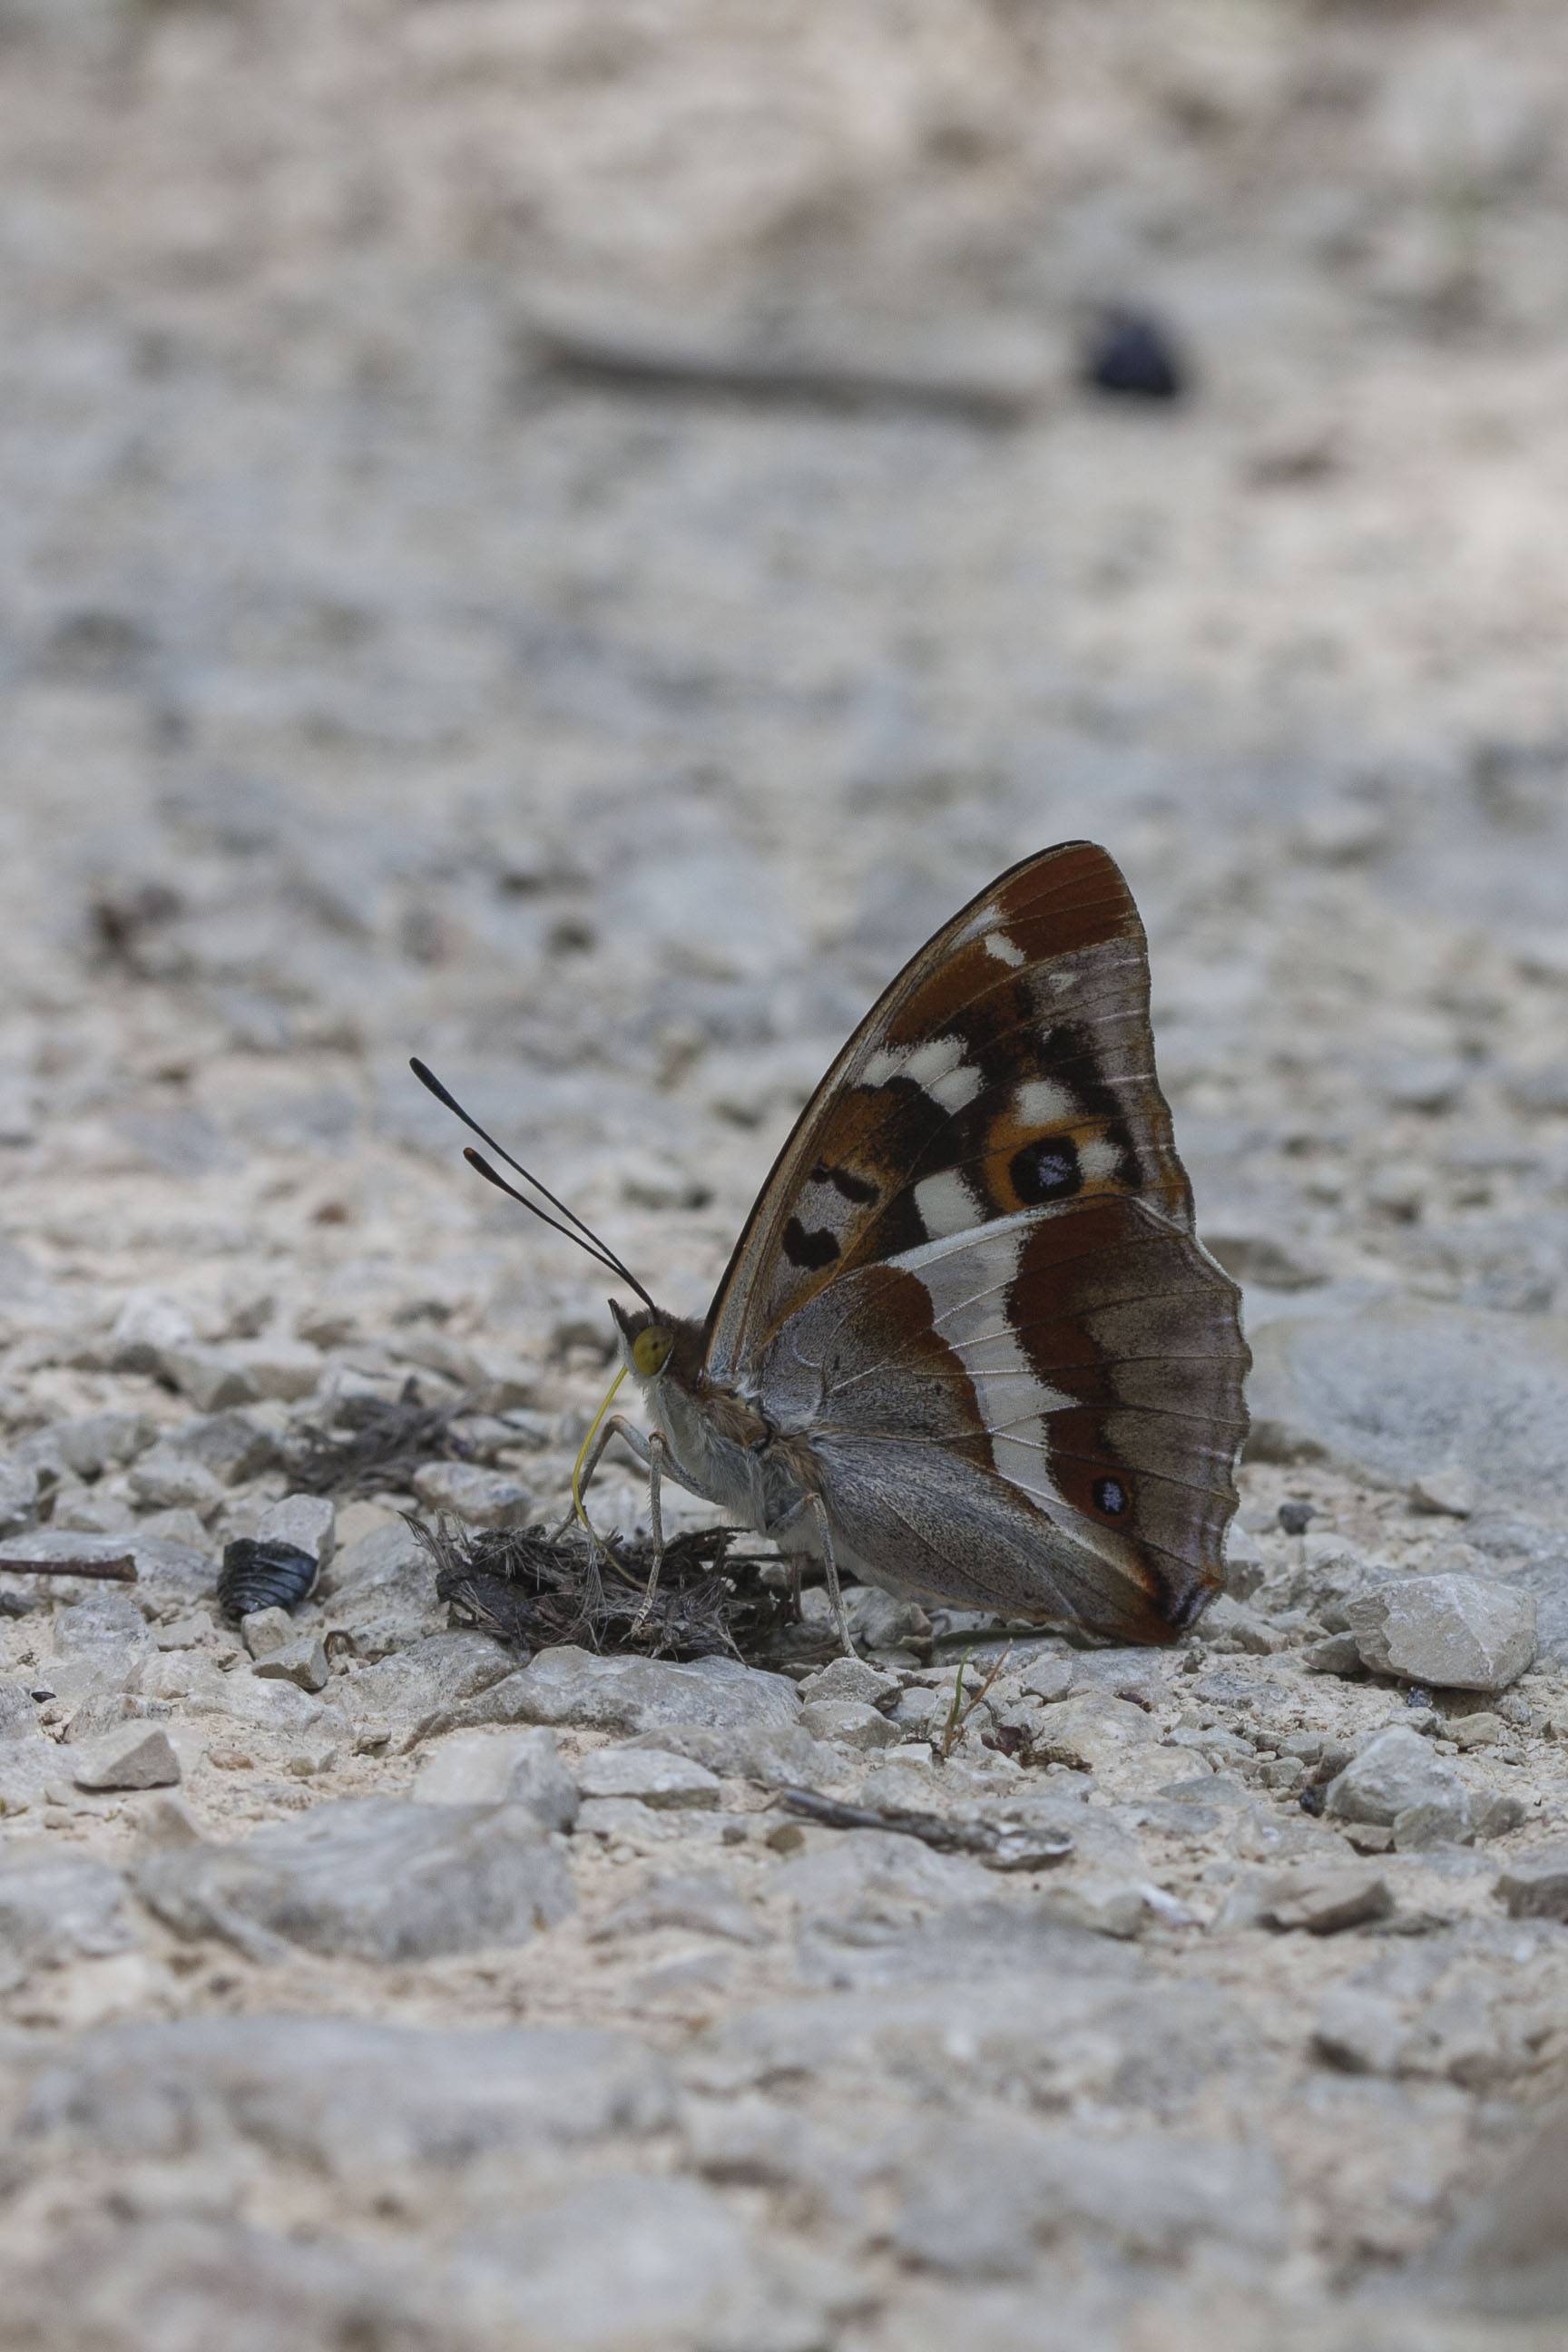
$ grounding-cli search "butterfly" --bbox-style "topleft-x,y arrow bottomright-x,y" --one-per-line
412,840 -> 1250,1651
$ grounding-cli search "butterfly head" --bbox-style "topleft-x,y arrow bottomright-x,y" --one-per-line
609,1296 -> 698,1388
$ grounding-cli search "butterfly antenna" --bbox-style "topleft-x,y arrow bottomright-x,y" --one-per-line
410,1059 -> 656,1311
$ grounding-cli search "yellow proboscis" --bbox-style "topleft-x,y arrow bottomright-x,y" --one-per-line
572,1363 -> 626,1544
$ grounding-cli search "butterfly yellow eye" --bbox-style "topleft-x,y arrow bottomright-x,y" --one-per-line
632,1325 -> 673,1377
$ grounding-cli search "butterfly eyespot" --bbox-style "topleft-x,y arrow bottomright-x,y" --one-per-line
632,1326 -> 674,1377
1009,1135 -> 1083,1206
1093,1475 -> 1130,1517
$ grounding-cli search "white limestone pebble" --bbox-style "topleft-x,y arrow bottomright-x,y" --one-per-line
573,1747 -> 722,1809
72,1725 -> 182,1791
1347,1574 -> 1536,1691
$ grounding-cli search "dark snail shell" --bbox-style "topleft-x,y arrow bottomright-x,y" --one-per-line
218,1537 -> 319,1622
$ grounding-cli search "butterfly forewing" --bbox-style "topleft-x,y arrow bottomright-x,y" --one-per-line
704,841 -> 1194,1385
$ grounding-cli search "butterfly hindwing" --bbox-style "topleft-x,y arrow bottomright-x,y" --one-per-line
757,1194 -> 1247,1641
704,841 -> 1195,1386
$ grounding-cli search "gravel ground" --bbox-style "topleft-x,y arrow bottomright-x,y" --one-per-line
3,3 -> 1568,2346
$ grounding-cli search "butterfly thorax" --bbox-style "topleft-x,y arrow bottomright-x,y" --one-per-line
618,1309 -> 814,1540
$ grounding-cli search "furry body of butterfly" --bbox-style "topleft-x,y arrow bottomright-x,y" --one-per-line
568,841 -> 1250,1651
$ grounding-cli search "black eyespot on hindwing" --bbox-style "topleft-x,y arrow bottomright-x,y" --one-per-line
1092,1475 -> 1129,1517
783,1217 -> 840,1270
1010,1135 -> 1083,1205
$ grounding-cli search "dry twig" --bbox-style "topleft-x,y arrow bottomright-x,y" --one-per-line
0,1554 -> 136,1582
778,1786 -> 1072,1872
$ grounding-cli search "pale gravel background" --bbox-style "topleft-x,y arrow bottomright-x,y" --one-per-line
2,4 -> 1568,2347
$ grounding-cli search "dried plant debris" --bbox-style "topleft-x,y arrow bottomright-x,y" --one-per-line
284,1379 -> 474,1498
417,1516 -> 793,1664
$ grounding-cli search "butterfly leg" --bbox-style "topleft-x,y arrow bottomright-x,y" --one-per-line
767,1491 -> 858,1659
627,1431 -> 671,1639
548,1415 -> 653,1542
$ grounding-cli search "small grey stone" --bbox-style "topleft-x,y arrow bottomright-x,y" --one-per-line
343,1614 -> 431,1661
0,1457 -> 39,1537
1259,1866 -> 1394,1933
240,1606 -> 293,1659
109,1292 -> 194,1376
14,1410 -> 156,1481
318,1519 -> 435,1624
156,1345 -> 260,1413
798,1698 -> 903,1751
890,1687 -> 942,1733
1222,1521 -> 1265,1601
134,1797 -> 573,1962
891,2119 -> 1286,2276
1313,1987 -> 1410,2073
591,1869 -> 765,1945
1305,1632 -> 1366,1676
162,1410 -> 279,1488
622,1720 -> 845,1789
412,1728 -> 579,1829
45,1587 -> 156,1704
797,1656 -> 898,1709
127,1446 -> 226,1515
20,2014 -> 675,2167
1325,1725 -> 1470,1828
1471,1789 -> 1528,1840
695,1971 -> 1244,2106
72,1725 -> 182,1791
132,1793 -> 205,1849
1347,1574 -> 1536,1691
840,1585 -> 931,1652
445,2175 -> 763,2346
5,2219 -> 429,2347
412,1461 -> 533,1529
573,1748 -> 722,1809
1496,1846 -> 1568,1921
184,1667 -> 341,1749
1393,1792 -> 1476,1848
256,1493 -> 335,1573
50,1485 -> 134,1535
1410,1465 -> 1475,1518
1197,1594 -> 1284,1654
1028,1694 -> 1155,1771
0,1679 -> 45,1743
772,1829 -> 993,1923
252,1636 -> 330,1694
498,1644 -> 800,1738
62,1691 -> 172,1748
1438,2100 -> 1568,2316
1284,1535 -> 1381,1626
0,1849 -> 137,1986
342,1632 -> 514,1745
575,1797 -> 677,1842
1015,1652 -> 1076,1704
122,1533 -> 220,1610
227,1341 -> 323,1402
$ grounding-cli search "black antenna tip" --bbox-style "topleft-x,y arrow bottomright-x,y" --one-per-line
409,1056 -> 457,1113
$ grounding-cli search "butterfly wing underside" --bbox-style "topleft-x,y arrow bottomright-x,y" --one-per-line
703,840 -> 1250,1641
705,840 -> 1196,1376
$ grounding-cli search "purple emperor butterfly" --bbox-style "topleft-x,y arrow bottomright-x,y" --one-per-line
413,841 -> 1250,1649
